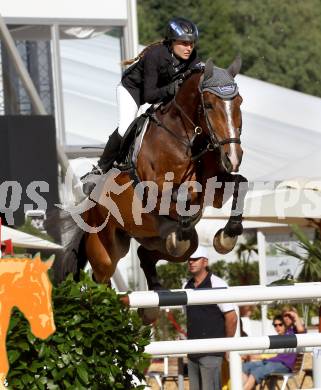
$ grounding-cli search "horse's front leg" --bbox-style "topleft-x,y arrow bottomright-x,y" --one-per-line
213,174 -> 248,254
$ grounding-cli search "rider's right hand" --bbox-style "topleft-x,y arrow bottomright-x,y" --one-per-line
167,79 -> 183,96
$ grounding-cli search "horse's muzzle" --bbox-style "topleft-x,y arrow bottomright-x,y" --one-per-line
223,148 -> 243,173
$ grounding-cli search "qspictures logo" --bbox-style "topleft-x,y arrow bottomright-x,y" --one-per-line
0,256 -> 55,389
0,180 -> 49,226
1,158 -> 321,230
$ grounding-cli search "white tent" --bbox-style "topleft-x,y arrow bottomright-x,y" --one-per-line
204,178 -> 321,225
59,35 -> 321,182
1,225 -> 62,250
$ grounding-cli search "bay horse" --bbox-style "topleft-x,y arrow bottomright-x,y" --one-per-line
0,255 -> 55,388
59,58 -> 248,319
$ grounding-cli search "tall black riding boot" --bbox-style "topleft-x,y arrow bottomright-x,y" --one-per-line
82,130 -> 122,195
98,129 -> 123,171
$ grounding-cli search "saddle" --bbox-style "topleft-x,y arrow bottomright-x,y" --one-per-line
115,105 -> 158,171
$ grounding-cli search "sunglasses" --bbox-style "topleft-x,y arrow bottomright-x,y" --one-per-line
273,323 -> 284,327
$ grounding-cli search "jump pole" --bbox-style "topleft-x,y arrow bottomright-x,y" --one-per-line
125,282 -> 321,308
145,333 -> 321,356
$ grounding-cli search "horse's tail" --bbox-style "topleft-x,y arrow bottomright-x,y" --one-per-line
45,209 -> 87,284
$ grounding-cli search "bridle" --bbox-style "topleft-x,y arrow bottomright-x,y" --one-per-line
198,74 -> 242,146
150,72 -> 242,161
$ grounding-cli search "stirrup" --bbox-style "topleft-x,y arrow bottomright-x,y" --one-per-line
80,165 -> 103,181
81,166 -> 103,196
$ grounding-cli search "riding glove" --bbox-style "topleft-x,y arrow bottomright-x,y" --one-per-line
167,79 -> 183,96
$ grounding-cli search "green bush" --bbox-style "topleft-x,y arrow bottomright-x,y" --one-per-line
6,273 -> 151,389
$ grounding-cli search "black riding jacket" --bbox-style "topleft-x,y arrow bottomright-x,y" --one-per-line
121,42 -> 200,106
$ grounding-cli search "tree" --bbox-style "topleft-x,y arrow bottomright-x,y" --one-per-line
137,0 -> 321,97
276,224 -> 321,282
209,260 -> 228,280
229,0 -> 321,96
156,262 -> 187,289
227,234 -> 259,286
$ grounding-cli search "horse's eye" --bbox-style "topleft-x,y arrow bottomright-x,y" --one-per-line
204,102 -> 213,109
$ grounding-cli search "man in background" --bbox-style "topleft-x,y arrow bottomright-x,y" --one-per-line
184,246 -> 238,390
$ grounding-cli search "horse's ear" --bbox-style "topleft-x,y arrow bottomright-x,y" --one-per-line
204,59 -> 213,80
44,255 -> 55,270
33,252 -> 41,260
227,55 -> 242,77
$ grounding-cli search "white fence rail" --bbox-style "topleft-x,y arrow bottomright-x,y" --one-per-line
145,333 -> 321,356
127,282 -> 321,308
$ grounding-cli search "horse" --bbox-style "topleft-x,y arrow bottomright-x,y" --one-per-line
0,255 -> 55,388
58,57 -> 248,320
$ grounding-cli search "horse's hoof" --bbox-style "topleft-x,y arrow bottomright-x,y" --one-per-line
137,307 -> 160,325
165,232 -> 191,257
224,220 -> 244,236
213,228 -> 238,254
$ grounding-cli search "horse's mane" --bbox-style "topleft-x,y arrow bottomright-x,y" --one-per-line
159,68 -> 203,114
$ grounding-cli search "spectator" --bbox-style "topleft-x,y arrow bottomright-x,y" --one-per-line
184,246 -> 238,390
282,306 -> 306,333
242,314 -> 297,390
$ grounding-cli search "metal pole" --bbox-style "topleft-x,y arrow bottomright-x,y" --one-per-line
126,0 -> 139,58
313,306 -> 321,387
146,333 -> 321,356
313,346 -> 321,387
257,230 -> 268,334
0,14 -> 83,202
123,0 -> 139,63
50,24 -> 66,145
229,351 -> 242,390
0,13 -> 46,114
229,306 -> 243,390
177,357 -> 184,390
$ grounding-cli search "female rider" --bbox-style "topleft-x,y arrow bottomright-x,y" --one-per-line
83,17 -> 201,194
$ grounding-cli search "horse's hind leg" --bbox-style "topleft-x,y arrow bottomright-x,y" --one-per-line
85,230 -> 130,284
137,246 -> 164,290
136,246 -> 164,325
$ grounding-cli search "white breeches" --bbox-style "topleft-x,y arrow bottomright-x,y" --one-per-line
116,84 -> 139,137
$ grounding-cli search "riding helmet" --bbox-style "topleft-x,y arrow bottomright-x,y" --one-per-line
165,17 -> 199,42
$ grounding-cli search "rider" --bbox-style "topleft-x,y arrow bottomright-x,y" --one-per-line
83,17 -> 201,194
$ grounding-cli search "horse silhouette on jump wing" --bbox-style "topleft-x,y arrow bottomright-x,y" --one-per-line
0,256 -> 56,388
